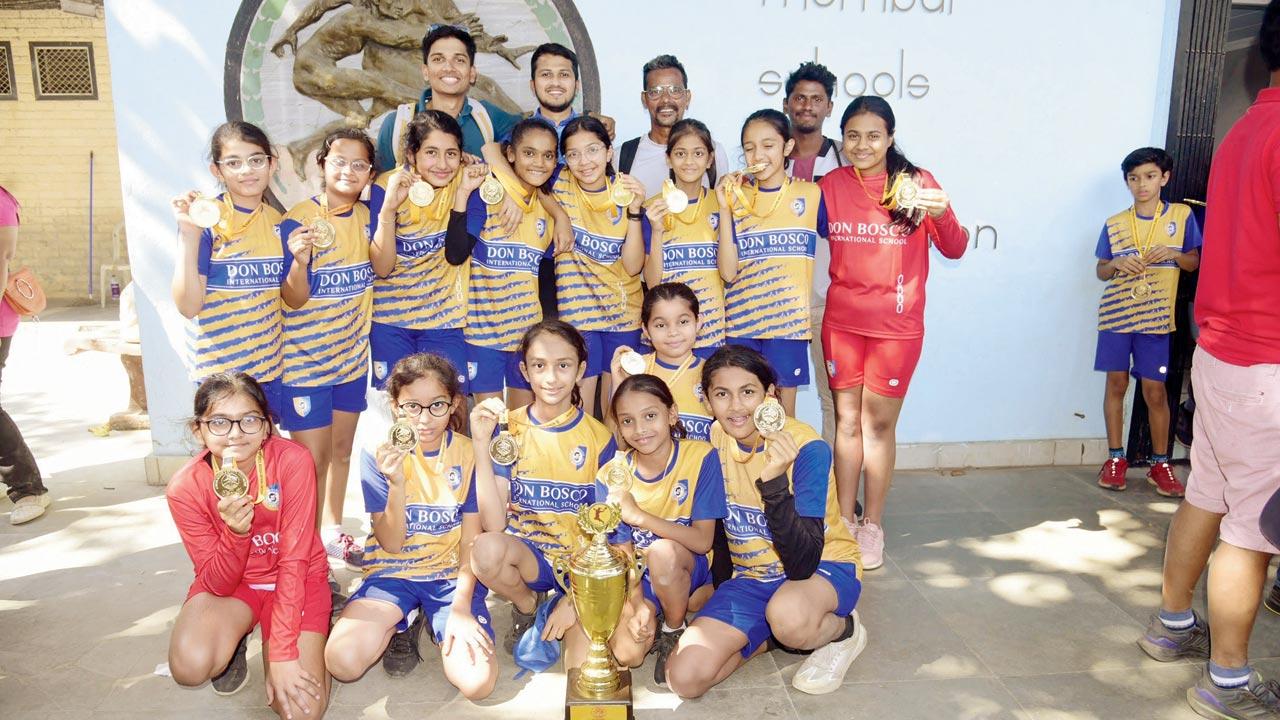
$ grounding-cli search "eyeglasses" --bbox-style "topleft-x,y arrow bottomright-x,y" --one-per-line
201,415 -> 266,436
216,154 -> 271,172
644,85 -> 688,101
398,400 -> 454,418
563,143 -> 606,164
326,157 -> 372,174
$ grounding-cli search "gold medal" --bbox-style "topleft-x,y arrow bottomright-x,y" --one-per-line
1131,282 -> 1152,300
610,179 -> 635,208
743,162 -> 768,176
663,183 -> 689,214
212,450 -> 249,499
388,419 -> 417,452
752,398 -> 786,435
489,407 -> 519,466
605,453 -> 632,495
189,197 -> 223,229
894,174 -> 922,211
408,180 -> 435,207
619,350 -> 647,376
479,174 -> 505,205
309,217 -> 336,249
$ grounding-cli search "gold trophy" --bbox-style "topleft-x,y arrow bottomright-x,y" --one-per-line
212,450 -> 249,499
554,489 -> 644,719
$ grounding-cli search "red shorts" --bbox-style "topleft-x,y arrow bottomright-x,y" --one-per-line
821,325 -> 923,398
186,575 -> 332,645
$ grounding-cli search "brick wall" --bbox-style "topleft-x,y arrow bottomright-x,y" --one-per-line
0,7 -> 126,301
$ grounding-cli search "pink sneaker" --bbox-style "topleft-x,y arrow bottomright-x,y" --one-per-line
858,520 -> 884,571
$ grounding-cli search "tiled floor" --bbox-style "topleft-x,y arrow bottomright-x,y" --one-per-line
2,308 -> 1277,719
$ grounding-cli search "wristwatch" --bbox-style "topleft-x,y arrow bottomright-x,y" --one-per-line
626,209 -> 644,220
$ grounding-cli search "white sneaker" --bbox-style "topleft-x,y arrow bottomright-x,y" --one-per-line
10,493 -> 50,525
858,520 -> 884,571
791,611 -> 868,695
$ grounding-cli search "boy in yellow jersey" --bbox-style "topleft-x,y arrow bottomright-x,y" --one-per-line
1094,147 -> 1201,496
665,346 -> 864,698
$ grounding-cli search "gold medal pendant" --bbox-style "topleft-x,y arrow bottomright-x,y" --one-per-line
893,174 -> 922,211
212,451 -> 249,499
610,179 -> 635,208
752,398 -> 786,435
489,408 -> 519,466
619,350 -> 647,376
408,180 -> 435,207
743,162 -> 768,176
663,181 -> 689,214
605,453 -> 632,496
388,419 -> 417,452
1131,281 -> 1152,300
189,197 -> 224,229
479,175 -> 505,205
310,217 -> 336,249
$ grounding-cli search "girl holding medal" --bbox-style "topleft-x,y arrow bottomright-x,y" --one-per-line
603,373 -> 727,685
166,373 -> 331,719
817,96 -> 965,571
369,111 -> 489,394
468,320 -> 617,667
716,109 -> 827,416
448,118 -> 559,409
610,282 -> 714,442
642,118 -> 726,359
325,353 -> 496,698
280,128 -> 378,568
171,122 -> 286,417
550,115 -> 647,418
664,345 -> 864,699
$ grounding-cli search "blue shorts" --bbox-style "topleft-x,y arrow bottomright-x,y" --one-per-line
1094,331 -> 1170,382
582,329 -> 643,378
196,377 -> 282,424
725,337 -> 811,387
640,553 -> 712,610
465,344 -> 531,395
280,377 -> 368,431
697,560 -> 861,658
693,345 -> 721,361
348,576 -> 494,641
514,535 -> 561,593
369,323 -> 468,393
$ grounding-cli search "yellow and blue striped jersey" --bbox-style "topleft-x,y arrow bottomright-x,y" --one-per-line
636,354 -> 712,441
280,197 -> 375,387
368,173 -> 467,330
723,180 -> 825,340
1096,202 -> 1202,334
498,405 -> 616,560
710,415 -> 861,581
359,430 -> 477,582
463,182 -> 553,351
189,195 -> 285,382
602,439 -> 726,551
642,190 -> 726,350
552,174 -> 642,333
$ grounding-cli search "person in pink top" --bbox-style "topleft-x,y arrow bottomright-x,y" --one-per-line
817,97 -> 966,571
166,372 -> 331,718
1138,4 -> 1280,718
0,184 -> 49,525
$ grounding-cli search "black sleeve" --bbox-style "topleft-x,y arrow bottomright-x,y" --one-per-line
445,209 -> 478,266
756,475 -> 825,580
710,518 -> 732,588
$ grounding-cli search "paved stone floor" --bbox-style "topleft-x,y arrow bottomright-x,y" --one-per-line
2,307 -> 1277,719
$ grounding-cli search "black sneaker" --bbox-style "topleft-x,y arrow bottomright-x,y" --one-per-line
211,632 -> 250,695
1265,582 -> 1280,617
382,611 -> 424,678
505,591 -> 547,654
1138,611 -> 1210,662
653,626 -> 684,686
1187,666 -> 1280,720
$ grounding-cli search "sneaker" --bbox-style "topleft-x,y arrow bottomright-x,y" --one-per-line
791,612 -> 868,695
858,520 -> 884,571
211,632 -> 250,695
382,611 -> 424,678
841,515 -> 858,537
324,532 -> 363,570
1265,582 -> 1280,617
1148,462 -> 1186,498
505,590 -> 547,654
1187,666 -> 1280,720
1138,611 -> 1210,662
653,625 -> 684,686
9,492 -> 50,525
1098,457 -> 1128,491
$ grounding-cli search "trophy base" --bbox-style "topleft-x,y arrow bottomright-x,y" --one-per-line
564,668 -> 634,720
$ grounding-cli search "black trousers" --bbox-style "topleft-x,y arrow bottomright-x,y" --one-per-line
0,334 -> 46,502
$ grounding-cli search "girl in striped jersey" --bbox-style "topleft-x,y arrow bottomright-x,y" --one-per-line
716,109 -> 828,416
451,118 -> 559,409
368,111 -> 488,394
171,122 -> 286,416
468,320 -> 617,668
603,373 -> 726,686
551,115 -> 647,418
325,354 -> 495,698
279,128 -> 377,567
642,119 -> 725,359
611,282 -> 714,441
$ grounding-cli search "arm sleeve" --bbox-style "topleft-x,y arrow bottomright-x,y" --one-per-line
690,450 -> 728,521
196,228 -> 214,277
166,477 -> 252,597
280,218 -> 305,281
792,441 -> 832,518
641,215 -> 653,254
445,210 -> 478,265
596,437 -> 618,470
1182,212 -> 1203,251
266,446 -> 320,663
816,194 -> 829,239
360,449 -> 389,514
461,469 -> 478,513
755,474 -> 825,581
1095,225 -> 1114,260
927,208 -> 967,259
368,182 -> 386,221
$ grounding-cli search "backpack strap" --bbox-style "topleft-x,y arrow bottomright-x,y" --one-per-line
389,102 -> 415,167
468,98 -> 495,145
618,137 -> 641,175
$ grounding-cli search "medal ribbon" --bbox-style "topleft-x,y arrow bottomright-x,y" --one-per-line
731,176 -> 789,220
493,170 -> 537,213
401,167 -> 457,223
219,193 -> 263,237
1128,203 -> 1164,295
318,193 -> 356,224
650,353 -> 695,387
573,175 -> 622,221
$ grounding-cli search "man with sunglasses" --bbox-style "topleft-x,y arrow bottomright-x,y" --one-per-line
616,54 -> 730,196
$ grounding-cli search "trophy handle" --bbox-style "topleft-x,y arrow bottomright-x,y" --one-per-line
629,550 -> 646,588
552,555 -> 573,596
